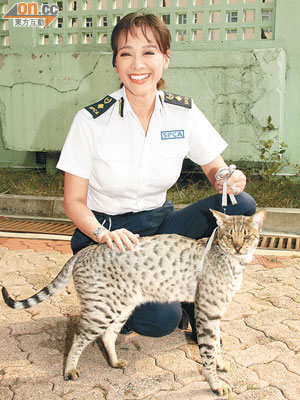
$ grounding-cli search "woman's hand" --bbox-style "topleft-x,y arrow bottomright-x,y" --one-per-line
214,169 -> 247,195
201,156 -> 247,195
96,228 -> 140,252
64,173 -> 139,252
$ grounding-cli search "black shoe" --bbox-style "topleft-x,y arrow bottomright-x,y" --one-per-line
179,302 -> 197,343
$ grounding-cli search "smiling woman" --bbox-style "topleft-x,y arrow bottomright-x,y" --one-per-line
56,10 -> 256,342
114,26 -> 170,132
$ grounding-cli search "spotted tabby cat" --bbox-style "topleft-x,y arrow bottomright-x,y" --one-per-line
2,209 -> 266,396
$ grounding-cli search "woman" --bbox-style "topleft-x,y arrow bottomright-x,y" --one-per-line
57,11 -> 256,340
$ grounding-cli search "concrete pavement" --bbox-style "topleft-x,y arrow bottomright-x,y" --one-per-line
0,236 -> 300,400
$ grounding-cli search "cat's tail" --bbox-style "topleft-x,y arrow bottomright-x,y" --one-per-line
2,253 -> 78,310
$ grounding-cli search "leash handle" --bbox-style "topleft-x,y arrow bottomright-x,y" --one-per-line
215,164 -> 238,208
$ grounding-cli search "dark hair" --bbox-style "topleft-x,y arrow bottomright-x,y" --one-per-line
111,11 -> 171,90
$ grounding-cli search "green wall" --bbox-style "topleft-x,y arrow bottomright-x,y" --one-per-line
0,0 -> 299,172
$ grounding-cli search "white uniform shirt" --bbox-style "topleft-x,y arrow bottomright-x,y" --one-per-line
57,87 -> 227,215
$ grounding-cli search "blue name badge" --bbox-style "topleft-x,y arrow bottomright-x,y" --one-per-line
161,130 -> 185,140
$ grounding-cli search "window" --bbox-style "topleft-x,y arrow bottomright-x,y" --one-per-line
209,29 -> 220,40
244,9 -> 255,22
85,17 -> 93,28
177,14 -> 187,24
83,0 -> 92,10
114,0 -> 123,8
261,27 -> 272,39
226,29 -> 237,40
99,0 -> 108,9
54,34 -> 64,44
40,34 -> 49,45
176,30 -> 186,41
70,17 -> 78,28
129,0 -> 139,7
99,16 -> 108,26
161,14 -> 171,25
98,33 -> 108,43
83,32 -> 93,43
210,11 -> 221,23
114,15 -> 122,25
193,12 -> 204,24
69,33 -> 78,44
262,9 -> 272,21
243,27 -> 255,39
146,0 -> 155,6
193,30 -> 203,41
227,11 -> 238,23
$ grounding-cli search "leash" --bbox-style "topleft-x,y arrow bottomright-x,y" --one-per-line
215,164 -> 238,212
199,226 -> 218,270
200,165 -> 239,268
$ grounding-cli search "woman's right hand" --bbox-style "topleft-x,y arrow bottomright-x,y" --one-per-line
64,173 -> 139,252
96,228 -> 140,252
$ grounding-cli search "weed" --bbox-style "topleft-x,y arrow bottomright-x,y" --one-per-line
0,166 -> 299,208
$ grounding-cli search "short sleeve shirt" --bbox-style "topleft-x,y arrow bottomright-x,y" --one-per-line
57,87 -> 227,215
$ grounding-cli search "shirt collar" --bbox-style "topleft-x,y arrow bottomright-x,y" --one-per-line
119,86 -> 164,117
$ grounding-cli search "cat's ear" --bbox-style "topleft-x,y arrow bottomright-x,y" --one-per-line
210,209 -> 229,228
250,210 -> 267,230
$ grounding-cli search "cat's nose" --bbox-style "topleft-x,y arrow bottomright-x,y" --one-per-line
234,245 -> 242,253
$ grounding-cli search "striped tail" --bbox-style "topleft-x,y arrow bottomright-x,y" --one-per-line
2,255 -> 77,310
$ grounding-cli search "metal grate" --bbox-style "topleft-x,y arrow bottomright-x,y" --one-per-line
0,216 -> 299,251
0,216 -> 75,236
258,235 -> 300,251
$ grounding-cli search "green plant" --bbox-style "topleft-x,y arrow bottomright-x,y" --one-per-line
258,116 -> 299,178
259,137 -> 289,176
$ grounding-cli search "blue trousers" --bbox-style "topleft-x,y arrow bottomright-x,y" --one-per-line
71,192 -> 256,338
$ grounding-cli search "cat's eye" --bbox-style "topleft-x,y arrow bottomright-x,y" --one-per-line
246,234 -> 255,239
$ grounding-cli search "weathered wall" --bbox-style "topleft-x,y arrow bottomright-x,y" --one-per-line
0,48 -> 286,162
0,0 -> 299,171
166,48 -> 286,163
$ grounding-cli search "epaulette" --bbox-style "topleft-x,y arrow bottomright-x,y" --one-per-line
84,95 -> 116,118
164,92 -> 192,109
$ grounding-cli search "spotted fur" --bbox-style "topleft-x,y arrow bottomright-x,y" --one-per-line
1,210 -> 266,396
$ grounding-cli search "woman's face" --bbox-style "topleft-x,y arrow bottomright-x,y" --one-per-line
115,26 -> 170,102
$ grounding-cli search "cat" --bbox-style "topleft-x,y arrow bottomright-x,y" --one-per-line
1,209 -> 266,396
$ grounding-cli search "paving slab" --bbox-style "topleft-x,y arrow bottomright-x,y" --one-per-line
0,237 -> 300,400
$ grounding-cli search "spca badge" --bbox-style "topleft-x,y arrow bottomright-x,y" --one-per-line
161,130 -> 185,140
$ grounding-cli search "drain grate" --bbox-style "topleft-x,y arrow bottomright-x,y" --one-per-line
0,216 -> 75,236
0,216 -> 299,250
258,234 -> 300,251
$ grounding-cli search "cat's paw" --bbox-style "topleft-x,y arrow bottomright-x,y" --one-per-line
112,359 -> 128,369
213,381 -> 231,396
64,369 -> 80,381
217,359 -> 230,372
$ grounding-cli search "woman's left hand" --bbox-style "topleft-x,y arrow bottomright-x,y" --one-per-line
214,169 -> 247,195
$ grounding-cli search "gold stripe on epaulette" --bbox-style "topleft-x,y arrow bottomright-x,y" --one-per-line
164,92 -> 192,109
84,95 -> 116,118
